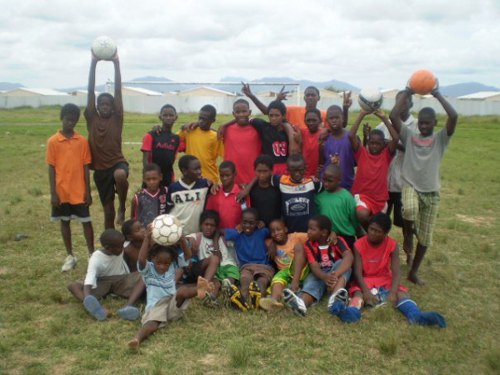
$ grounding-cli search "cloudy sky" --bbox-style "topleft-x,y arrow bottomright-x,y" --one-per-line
1,0 -> 499,90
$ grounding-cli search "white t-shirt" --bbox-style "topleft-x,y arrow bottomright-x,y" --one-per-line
84,249 -> 130,288
376,115 -> 418,192
186,233 -> 238,267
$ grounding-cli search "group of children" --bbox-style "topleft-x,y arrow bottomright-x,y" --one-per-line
46,51 -> 457,350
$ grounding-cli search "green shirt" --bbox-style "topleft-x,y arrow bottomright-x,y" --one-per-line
315,188 -> 358,236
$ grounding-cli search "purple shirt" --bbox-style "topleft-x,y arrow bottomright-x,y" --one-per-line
322,131 -> 355,191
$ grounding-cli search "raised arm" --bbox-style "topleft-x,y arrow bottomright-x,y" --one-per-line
86,54 -> 98,115
241,82 -> 269,115
282,121 -> 302,155
373,110 -> 399,154
432,86 -> 458,136
342,91 -> 352,128
111,53 -> 123,115
348,110 -> 369,152
137,227 -> 153,270
389,90 -> 411,134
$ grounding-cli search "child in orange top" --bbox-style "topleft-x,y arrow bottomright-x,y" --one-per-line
46,103 -> 94,272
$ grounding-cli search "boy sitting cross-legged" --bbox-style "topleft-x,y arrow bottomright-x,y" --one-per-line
222,208 -> 274,311
283,215 -> 353,317
259,219 -> 309,312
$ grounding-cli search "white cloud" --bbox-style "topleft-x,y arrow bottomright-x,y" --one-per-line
0,0 -> 498,89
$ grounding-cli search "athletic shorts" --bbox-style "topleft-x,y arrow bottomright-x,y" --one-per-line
141,295 -> 190,328
93,162 -> 129,205
88,272 -> 141,299
271,264 -> 310,287
51,203 -> 91,222
215,264 -> 240,281
402,186 -> 440,247
354,194 -> 387,215
240,264 -> 275,285
299,260 -> 352,302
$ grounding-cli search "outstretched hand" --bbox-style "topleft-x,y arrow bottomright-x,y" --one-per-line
241,82 -> 253,98
276,85 -> 289,101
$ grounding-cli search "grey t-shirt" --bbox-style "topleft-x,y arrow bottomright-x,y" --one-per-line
400,126 -> 450,192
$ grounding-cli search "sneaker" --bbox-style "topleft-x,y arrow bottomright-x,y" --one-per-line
202,293 -> 221,308
283,288 -> 307,317
61,255 -> 77,272
259,297 -> 284,312
117,305 -> 141,321
248,281 -> 262,309
327,288 -> 349,310
83,295 -> 107,321
226,284 -> 250,312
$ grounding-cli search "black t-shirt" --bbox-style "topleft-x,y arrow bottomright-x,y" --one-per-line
249,184 -> 282,226
251,119 -> 289,165
148,131 -> 180,186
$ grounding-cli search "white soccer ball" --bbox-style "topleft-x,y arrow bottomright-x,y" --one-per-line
91,36 -> 117,60
151,214 -> 183,246
358,88 -> 383,112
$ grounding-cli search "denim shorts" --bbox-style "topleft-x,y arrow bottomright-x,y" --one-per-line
299,259 -> 352,302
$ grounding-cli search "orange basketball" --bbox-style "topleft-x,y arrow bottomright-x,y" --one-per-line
408,69 -> 437,95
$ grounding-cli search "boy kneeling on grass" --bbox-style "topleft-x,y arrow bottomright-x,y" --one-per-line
328,213 -> 446,328
67,229 -> 141,320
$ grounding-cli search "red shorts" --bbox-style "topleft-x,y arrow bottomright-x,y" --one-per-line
354,194 -> 387,215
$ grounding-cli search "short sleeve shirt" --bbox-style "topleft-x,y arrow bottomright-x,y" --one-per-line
139,260 -> 177,311
250,118 -> 289,165
224,228 -> 270,266
84,250 -> 130,288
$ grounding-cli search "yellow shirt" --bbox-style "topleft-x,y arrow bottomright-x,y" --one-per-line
178,127 -> 224,183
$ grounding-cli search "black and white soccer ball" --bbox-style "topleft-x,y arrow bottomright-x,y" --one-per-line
358,88 -> 383,112
151,214 -> 183,246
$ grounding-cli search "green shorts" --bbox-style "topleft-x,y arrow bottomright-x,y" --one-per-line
271,265 -> 310,287
215,264 -> 240,281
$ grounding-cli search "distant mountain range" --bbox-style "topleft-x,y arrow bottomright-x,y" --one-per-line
1,78 -> 498,97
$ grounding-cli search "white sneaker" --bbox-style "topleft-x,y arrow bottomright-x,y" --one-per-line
327,288 -> 349,310
283,288 -> 307,317
61,255 -> 77,272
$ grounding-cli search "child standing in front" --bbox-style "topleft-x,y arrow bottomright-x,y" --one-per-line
178,104 -> 223,184
141,104 -> 181,187
329,213 -> 446,328
127,226 -> 193,350
131,163 -> 168,226
47,103 -> 94,272
85,51 -> 128,228
390,84 -> 458,285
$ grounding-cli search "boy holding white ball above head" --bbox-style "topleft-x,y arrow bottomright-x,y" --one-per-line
46,103 -> 94,271
128,225 -> 193,350
390,79 -> 458,285
85,40 -> 128,229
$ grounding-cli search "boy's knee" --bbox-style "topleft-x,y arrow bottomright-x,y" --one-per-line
113,168 -> 128,182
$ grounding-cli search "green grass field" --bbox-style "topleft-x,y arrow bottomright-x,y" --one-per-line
0,106 -> 498,374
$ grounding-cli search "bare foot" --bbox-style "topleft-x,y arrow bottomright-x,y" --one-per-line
197,276 -> 209,299
128,338 -> 140,350
408,273 -> 425,286
116,207 -> 125,226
